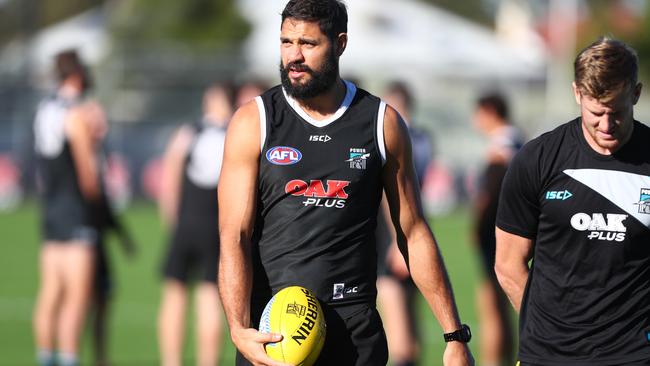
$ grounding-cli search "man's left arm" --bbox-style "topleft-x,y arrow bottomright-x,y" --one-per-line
381,105 -> 474,366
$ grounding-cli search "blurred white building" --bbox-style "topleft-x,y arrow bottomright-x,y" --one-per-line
239,0 -> 546,82
0,8 -> 110,87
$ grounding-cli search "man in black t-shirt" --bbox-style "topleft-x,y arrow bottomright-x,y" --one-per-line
217,1 -> 473,366
495,37 -> 650,365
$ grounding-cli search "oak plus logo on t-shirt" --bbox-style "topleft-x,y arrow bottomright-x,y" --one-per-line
570,212 -> 628,242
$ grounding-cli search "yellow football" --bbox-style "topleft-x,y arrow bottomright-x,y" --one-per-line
259,286 -> 326,366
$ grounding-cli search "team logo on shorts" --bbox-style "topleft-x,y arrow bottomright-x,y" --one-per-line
346,148 -> 369,170
266,146 -> 302,165
634,188 -> 650,214
332,283 -> 358,300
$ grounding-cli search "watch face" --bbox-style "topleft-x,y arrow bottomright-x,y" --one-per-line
444,324 -> 472,343
461,324 -> 472,342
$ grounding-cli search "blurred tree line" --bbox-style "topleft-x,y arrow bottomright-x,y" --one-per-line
109,0 -> 250,49
0,0 -> 250,49
425,0 -> 650,81
421,0 -> 494,26
0,0 -> 102,43
574,0 -> 650,81
1,0 -> 650,78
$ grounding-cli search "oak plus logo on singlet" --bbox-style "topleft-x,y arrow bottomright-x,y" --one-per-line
570,212 -> 628,242
285,179 -> 350,208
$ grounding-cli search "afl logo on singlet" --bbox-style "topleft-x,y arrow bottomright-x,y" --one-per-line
266,146 -> 302,165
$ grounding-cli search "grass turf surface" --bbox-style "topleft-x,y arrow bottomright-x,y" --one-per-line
0,201 -> 489,365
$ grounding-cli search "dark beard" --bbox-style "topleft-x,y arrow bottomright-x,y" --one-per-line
279,50 -> 339,100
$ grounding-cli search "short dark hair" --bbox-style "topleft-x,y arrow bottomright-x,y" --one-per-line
55,49 -> 92,91
477,92 -> 509,121
385,80 -> 414,111
574,37 -> 638,102
281,0 -> 348,41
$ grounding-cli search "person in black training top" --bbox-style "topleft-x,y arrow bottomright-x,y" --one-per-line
158,82 -> 234,366
33,49 -> 114,366
217,1 -> 474,366
472,92 -> 523,366
495,37 -> 650,365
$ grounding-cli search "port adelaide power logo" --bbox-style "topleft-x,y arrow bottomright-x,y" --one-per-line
634,188 -> 650,214
346,148 -> 369,170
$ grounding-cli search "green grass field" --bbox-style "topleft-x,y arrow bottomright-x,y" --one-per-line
0,201 -> 493,365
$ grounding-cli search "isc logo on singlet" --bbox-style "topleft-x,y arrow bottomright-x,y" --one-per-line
570,213 -> 628,242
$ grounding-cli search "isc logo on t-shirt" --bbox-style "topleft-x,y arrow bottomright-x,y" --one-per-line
546,190 -> 572,200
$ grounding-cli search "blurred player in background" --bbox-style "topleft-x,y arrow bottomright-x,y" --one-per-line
33,49 -> 132,366
496,37 -> 649,365
472,92 -> 522,366
157,82 -> 234,366
377,80 -> 434,366
235,79 -> 268,108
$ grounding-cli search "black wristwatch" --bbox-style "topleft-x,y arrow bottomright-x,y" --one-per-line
443,324 -> 472,343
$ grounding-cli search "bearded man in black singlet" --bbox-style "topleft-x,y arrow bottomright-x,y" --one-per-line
218,1 -> 474,365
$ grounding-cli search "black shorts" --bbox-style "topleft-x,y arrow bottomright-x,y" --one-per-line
162,223 -> 219,283
236,302 -> 388,366
41,202 -> 99,245
477,226 -> 498,283
42,222 -> 98,245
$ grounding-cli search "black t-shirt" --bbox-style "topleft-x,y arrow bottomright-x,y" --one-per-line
497,118 -> 650,365
251,81 -> 384,307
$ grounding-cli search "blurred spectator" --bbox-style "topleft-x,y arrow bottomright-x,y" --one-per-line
0,154 -> 23,212
376,80 -> 434,366
472,91 -> 523,366
157,82 -> 234,366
